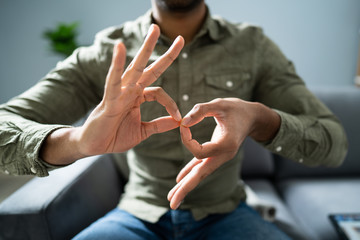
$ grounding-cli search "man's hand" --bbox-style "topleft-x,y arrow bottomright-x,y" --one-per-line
41,24 -> 185,165
167,98 -> 280,209
77,24 -> 184,156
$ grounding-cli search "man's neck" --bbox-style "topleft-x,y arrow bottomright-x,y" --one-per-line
151,1 -> 207,44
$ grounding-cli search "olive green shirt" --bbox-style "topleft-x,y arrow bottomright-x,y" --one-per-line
0,10 -> 347,222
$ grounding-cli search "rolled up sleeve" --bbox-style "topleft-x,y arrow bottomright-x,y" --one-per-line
0,113 -> 70,176
0,42 -> 108,176
253,30 -> 348,167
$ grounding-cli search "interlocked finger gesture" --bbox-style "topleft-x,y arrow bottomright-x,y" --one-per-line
78,24 -> 184,156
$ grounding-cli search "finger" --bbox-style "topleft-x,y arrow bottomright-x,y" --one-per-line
139,35 -> 184,87
167,158 -> 202,202
141,116 -> 180,140
122,24 -> 160,85
181,101 -> 220,127
167,177 -> 183,202
168,158 -> 211,209
104,42 -> 126,100
176,158 -> 203,183
168,171 -> 200,209
143,87 -> 182,122
180,125 -> 219,159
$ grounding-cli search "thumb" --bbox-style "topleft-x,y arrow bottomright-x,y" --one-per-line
141,116 -> 180,140
181,102 -> 219,127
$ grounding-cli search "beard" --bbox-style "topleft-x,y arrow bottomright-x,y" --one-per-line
155,0 -> 204,13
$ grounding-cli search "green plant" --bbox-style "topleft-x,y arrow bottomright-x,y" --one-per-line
43,22 -> 80,57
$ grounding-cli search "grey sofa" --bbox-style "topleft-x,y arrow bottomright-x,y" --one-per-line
0,86 -> 359,240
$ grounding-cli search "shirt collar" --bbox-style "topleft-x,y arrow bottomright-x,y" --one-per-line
195,7 -> 223,42
139,7 -> 224,44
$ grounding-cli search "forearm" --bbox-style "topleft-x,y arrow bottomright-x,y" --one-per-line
39,127 -> 87,166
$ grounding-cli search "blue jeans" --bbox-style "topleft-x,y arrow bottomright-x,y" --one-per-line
73,202 -> 291,240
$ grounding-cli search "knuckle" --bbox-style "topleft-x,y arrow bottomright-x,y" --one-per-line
144,67 -> 162,81
128,62 -> 143,73
179,185 -> 190,197
164,51 -> 176,63
212,98 -> 223,103
217,99 -> 227,108
152,86 -> 162,93
144,92 -> 155,102
144,47 -> 153,55
194,151 -> 206,159
109,64 -> 118,72
212,98 -> 233,112
151,69 -> 161,79
193,103 -> 203,114
192,166 -> 208,182
134,66 -> 144,73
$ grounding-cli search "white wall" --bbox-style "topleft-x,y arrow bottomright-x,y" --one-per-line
1,0 -> 359,103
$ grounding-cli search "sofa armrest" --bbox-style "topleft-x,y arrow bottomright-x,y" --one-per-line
0,154 -> 123,240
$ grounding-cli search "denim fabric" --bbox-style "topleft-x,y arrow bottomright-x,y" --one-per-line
73,202 -> 291,240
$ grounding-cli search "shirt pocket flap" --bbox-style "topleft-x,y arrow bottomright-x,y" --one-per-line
205,72 -> 251,91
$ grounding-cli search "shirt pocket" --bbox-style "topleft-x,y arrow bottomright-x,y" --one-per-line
204,72 -> 252,101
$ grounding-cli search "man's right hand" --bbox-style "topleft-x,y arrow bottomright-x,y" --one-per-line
41,24 -> 184,165
167,98 -> 281,209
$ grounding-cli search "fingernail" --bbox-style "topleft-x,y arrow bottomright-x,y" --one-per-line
149,24 -> 154,32
176,35 -> 185,45
174,201 -> 183,210
181,117 -> 190,126
175,110 -> 182,122
113,42 -> 118,54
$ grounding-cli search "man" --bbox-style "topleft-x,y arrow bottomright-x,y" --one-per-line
0,0 -> 348,239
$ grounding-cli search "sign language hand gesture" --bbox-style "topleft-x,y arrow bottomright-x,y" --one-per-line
77,24 -> 184,156
167,98 -> 280,209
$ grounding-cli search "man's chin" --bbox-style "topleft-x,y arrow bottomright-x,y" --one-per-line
155,0 -> 204,13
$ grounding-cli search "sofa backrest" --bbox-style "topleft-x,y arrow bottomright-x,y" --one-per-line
275,86 -> 360,179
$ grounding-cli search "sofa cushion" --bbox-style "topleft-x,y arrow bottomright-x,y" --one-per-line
0,155 -> 123,240
245,179 -> 311,240
275,86 -> 360,179
277,178 -> 360,240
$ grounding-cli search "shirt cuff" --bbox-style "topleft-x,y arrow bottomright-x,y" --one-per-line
19,125 -> 71,177
260,110 -> 307,165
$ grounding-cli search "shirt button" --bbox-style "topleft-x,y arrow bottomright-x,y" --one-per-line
182,94 -> 189,101
275,146 -> 282,152
30,167 -> 37,174
181,52 -> 188,59
299,158 -> 304,163
226,80 -> 234,88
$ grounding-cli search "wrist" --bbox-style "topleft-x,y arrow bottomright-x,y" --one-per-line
40,127 -> 86,165
249,102 -> 281,142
